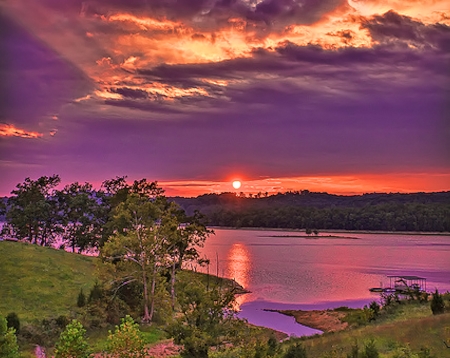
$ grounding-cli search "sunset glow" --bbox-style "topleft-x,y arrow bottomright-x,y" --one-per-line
0,0 -> 448,196
0,124 -> 43,139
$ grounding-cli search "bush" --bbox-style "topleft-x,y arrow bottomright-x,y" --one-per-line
0,315 -> 20,358
54,319 -> 90,358
362,339 -> 379,358
283,341 -> 308,358
77,288 -> 86,308
430,289 -> 445,315
103,315 -> 146,358
6,312 -> 20,333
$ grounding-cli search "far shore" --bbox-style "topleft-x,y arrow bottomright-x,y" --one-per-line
208,226 -> 450,236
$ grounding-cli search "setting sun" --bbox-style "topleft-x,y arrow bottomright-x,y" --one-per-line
232,180 -> 242,189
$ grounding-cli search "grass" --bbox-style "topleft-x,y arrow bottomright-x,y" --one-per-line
288,302 -> 450,357
0,241 -> 98,323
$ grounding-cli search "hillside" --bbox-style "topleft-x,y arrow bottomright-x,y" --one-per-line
0,241 -> 97,322
172,191 -> 450,232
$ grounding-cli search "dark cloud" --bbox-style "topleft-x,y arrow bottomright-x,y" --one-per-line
110,87 -> 148,99
41,0 -> 347,33
362,10 -> 450,51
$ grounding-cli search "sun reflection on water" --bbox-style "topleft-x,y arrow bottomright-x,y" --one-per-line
227,243 -> 251,308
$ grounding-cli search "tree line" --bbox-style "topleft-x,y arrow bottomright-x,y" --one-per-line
0,175 -> 247,357
174,191 -> 450,232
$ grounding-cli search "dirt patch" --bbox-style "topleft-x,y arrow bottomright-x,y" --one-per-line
146,340 -> 180,357
265,309 -> 348,333
91,340 -> 180,358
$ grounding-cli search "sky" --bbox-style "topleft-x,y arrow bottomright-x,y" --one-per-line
0,0 -> 449,197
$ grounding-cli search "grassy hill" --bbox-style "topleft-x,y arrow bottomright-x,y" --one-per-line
297,307 -> 450,357
0,241 -> 97,323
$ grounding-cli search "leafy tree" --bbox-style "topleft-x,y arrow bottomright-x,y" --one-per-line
0,315 -> 20,358
168,278 -> 242,358
430,289 -> 445,315
101,181 -> 212,323
54,319 -> 90,358
101,192 -> 166,323
103,315 -> 146,358
56,182 -> 107,252
6,175 -> 61,245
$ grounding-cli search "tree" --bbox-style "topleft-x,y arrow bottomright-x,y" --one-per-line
168,278 -> 243,358
54,320 -> 90,358
430,289 -> 445,315
56,182 -> 107,253
103,315 -> 146,358
100,181 -> 212,323
0,315 -> 20,358
101,192 -> 166,323
6,175 -> 61,245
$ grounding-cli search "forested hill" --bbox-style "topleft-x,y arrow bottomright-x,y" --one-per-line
171,191 -> 450,232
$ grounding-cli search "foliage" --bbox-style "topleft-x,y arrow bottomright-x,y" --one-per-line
430,290 -> 445,315
361,339 -> 379,358
100,181 -> 212,323
0,315 -> 20,358
54,319 -> 90,358
175,191 -> 450,232
283,341 -> 308,358
168,278 -> 243,358
6,175 -> 62,246
103,315 -> 146,358
6,312 -> 20,333
56,182 -> 107,252
77,289 -> 86,308
369,302 -> 380,318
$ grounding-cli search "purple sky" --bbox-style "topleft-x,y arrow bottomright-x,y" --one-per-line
1,0 -> 449,196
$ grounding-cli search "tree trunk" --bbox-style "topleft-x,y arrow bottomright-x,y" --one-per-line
171,260 -> 176,311
148,262 -> 157,323
142,267 -> 151,323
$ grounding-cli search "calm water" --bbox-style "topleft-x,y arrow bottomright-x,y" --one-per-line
198,229 -> 450,336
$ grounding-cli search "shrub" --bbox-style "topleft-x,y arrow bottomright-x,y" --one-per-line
369,301 -> 380,318
6,312 -> 20,333
54,319 -> 90,358
347,340 -> 359,358
77,288 -> 86,308
361,339 -> 379,358
103,315 -> 146,358
430,289 -> 445,315
0,315 -> 20,358
283,341 -> 308,358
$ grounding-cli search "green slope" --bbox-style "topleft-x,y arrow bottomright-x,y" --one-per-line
0,241 -> 97,323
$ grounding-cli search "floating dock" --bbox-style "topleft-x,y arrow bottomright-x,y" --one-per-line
369,275 -> 426,294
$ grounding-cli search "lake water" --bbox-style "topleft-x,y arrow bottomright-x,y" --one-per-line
197,229 -> 450,336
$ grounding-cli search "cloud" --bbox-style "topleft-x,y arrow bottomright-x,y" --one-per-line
0,123 -> 43,138
361,10 -> 450,51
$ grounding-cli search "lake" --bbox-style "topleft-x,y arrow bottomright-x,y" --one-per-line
197,229 -> 450,336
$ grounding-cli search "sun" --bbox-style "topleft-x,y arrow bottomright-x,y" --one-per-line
232,180 -> 242,189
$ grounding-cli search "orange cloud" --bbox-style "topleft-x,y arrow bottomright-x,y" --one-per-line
0,123 -> 43,139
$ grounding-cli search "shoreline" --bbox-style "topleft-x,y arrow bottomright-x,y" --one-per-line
208,226 -> 450,236
263,309 -> 348,333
